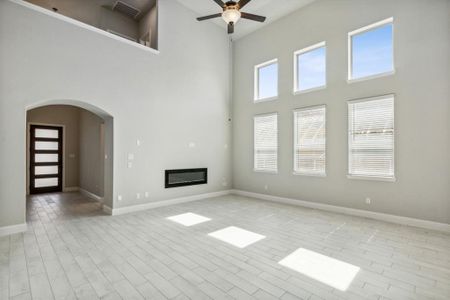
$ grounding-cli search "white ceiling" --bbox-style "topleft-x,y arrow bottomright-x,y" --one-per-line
177,0 -> 316,39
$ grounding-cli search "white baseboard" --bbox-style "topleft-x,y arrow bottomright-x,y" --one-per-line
231,190 -> 450,233
64,186 -> 79,192
109,190 -> 232,216
79,188 -> 104,203
0,223 -> 27,237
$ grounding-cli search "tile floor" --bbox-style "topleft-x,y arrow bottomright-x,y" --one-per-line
1,192 -> 449,299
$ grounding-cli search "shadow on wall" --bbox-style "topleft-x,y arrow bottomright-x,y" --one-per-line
25,100 -> 114,209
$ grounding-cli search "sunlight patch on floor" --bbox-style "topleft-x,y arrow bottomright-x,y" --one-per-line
167,212 -> 211,226
208,226 -> 266,248
279,248 -> 360,291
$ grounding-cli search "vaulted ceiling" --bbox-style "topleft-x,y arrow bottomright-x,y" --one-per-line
177,0 -> 316,39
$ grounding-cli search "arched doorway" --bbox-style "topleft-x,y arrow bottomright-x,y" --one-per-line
25,100 -> 114,218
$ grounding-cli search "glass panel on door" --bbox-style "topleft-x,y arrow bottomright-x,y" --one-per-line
30,125 -> 63,194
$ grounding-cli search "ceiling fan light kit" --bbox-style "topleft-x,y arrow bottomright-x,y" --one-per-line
197,0 -> 266,34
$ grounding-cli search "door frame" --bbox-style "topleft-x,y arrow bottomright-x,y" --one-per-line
26,122 -> 66,195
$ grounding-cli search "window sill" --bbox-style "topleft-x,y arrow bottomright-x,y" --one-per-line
11,0 -> 160,55
347,70 -> 395,84
254,169 -> 278,174
293,85 -> 326,96
347,175 -> 396,182
254,96 -> 278,103
293,172 -> 326,177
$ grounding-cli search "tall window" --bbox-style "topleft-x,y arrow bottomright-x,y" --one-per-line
294,106 -> 326,176
294,42 -> 326,93
348,95 -> 395,180
254,59 -> 278,102
254,113 -> 278,172
348,18 -> 394,81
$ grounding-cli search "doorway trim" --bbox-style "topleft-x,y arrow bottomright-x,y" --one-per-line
25,99 -> 114,214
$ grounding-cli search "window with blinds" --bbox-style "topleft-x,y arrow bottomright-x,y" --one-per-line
348,95 -> 395,180
294,106 -> 326,175
254,113 -> 278,172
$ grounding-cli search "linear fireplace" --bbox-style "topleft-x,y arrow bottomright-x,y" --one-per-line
165,168 -> 208,188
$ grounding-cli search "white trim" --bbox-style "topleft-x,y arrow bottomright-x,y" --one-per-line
293,105 -> 327,176
230,190 -> 450,233
347,175 -> 396,182
109,190 -> 232,216
293,41 -> 326,94
347,70 -> 395,84
7,0 -> 159,55
253,112 -> 279,174
347,94 -> 395,180
79,188 -> 104,203
293,85 -> 326,96
254,58 -> 278,102
0,223 -> 27,237
293,172 -> 326,177
348,17 -> 394,81
63,186 -> 79,192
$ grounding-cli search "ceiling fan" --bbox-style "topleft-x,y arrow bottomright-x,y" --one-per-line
197,0 -> 266,34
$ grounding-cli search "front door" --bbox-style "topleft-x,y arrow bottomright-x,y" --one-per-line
29,125 -> 63,194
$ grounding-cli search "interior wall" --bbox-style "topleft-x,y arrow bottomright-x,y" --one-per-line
25,0 -> 140,40
0,0 -> 231,228
79,109 -> 105,197
26,105 -> 81,191
232,0 -> 450,224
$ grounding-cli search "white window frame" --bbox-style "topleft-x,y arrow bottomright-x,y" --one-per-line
293,41 -> 327,95
348,17 -> 395,83
347,94 -> 396,182
253,112 -> 278,174
254,59 -> 279,102
293,105 -> 327,177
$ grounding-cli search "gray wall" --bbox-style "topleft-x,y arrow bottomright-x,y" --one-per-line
26,105 -> 81,190
232,0 -> 450,223
25,0 -> 140,40
79,109 -> 105,197
0,0 -> 231,227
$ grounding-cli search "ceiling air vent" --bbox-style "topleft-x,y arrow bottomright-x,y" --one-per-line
113,1 -> 140,19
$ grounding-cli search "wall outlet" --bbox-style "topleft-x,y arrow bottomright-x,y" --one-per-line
144,192 -> 149,198
188,142 -> 196,148
128,153 -> 134,160
136,193 -> 141,200
118,195 -> 123,201
136,139 -> 141,146
127,162 -> 133,168
264,185 -> 268,191
365,197 -> 371,205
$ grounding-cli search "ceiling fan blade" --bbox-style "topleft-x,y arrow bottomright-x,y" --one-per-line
228,22 -> 234,34
238,0 -> 252,9
197,13 -> 222,21
212,0 -> 225,8
241,12 -> 266,22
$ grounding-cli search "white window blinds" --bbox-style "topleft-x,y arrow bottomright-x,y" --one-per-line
348,95 -> 395,179
254,114 -> 278,172
294,106 -> 326,175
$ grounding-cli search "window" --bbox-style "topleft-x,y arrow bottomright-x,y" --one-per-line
348,95 -> 395,180
348,18 -> 394,81
294,42 -> 326,93
254,59 -> 278,102
254,113 -> 278,172
294,106 -> 326,176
